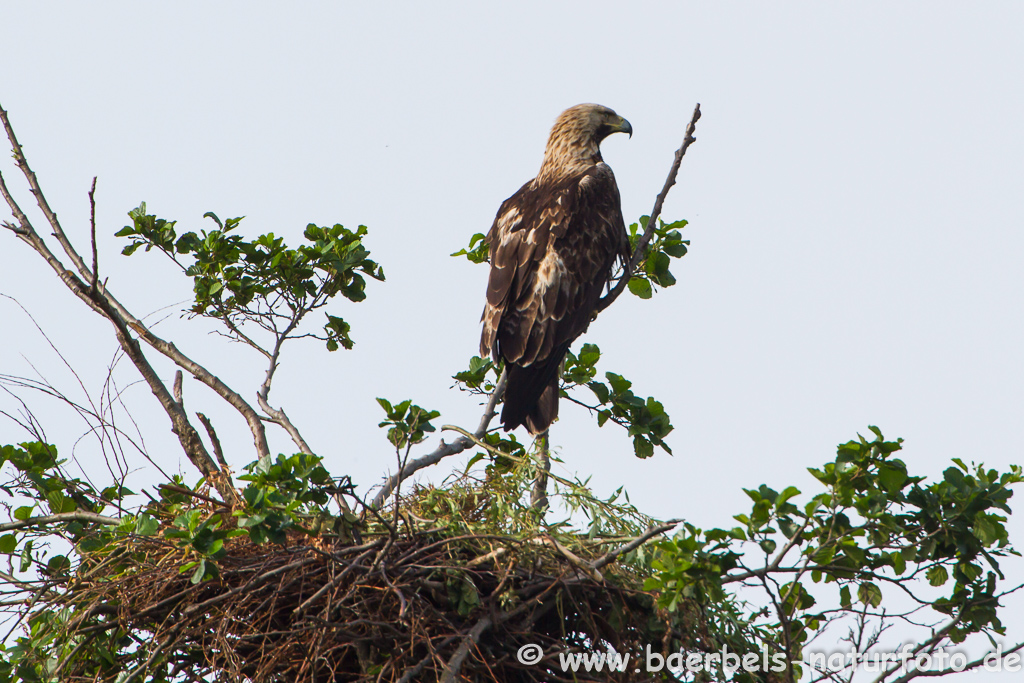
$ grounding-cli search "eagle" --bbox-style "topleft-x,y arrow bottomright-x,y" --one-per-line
480,103 -> 632,434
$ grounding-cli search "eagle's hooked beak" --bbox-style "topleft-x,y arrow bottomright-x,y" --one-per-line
615,116 -> 633,139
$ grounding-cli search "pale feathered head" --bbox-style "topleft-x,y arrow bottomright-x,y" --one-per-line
539,104 -> 632,181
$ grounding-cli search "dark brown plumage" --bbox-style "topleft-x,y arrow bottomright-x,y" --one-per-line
480,104 -> 632,434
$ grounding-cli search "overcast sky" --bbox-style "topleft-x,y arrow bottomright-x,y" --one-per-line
2,3 -> 1023,676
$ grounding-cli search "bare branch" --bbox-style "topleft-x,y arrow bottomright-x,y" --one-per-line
157,483 -> 229,509
1,104 -> 93,281
88,176 -> 99,294
724,514 -> 814,584
2,220 -> 232,499
538,535 -> 603,582
0,252 -> 235,502
173,370 -> 183,407
0,511 -> 119,534
530,430 -> 550,513
591,518 -> 682,571
0,167 -> 106,315
252,313 -> 316,455
195,412 -> 229,473
123,316 -> 271,462
597,102 -> 701,313
106,315 -> 239,504
0,100 -> 270,474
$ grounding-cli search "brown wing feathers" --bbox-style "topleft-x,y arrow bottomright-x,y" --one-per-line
479,104 -> 631,434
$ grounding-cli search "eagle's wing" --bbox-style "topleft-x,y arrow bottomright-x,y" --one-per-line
481,177 -> 567,361
480,164 -> 628,431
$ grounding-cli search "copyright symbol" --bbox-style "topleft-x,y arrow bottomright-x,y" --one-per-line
517,643 -> 543,665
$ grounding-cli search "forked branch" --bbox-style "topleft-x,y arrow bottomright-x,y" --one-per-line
0,102 -> 245,504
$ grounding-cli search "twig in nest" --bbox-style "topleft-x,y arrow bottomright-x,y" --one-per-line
465,546 -> 507,568
157,483 -> 228,510
537,536 -> 603,582
396,635 -> 458,683
292,543 -> 381,615
591,519 -> 682,571
379,561 -> 408,620
439,616 -> 493,683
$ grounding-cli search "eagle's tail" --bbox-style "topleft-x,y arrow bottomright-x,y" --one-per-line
524,380 -> 559,435
500,352 -> 564,434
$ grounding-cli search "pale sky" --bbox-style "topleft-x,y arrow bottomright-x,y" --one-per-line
2,3 -> 1023,678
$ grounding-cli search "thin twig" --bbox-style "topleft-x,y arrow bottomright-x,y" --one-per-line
465,546 -> 508,568
379,561 -> 408,620
292,543 -> 382,614
530,430 -> 550,513
724,514 -> 813,584
0,104 -> 92,281
590,518 -> 682,571
88,176 -> 99,294
157,483 -> 228,509
597,103 -> 701,313
539,536 -> 603,582
256,314 -> 313,455
397,638 -> 458,683
0,100 -> 252,502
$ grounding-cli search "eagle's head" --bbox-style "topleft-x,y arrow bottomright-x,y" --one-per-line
539,104 -> 632,182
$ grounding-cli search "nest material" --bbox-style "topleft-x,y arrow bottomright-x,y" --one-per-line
66,512 -> 709,682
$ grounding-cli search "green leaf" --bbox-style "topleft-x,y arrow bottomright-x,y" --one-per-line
0,534 -> 16,554
588,382 -> 610,404
839,585 -> 852,608
857,582 -> 882,607
892,551 -> 906,575
663,242 -> 689,258
451,233 -> 489,264
19,540 -> 33,572
606,373 -> 632,394
633,436 -> 654,459
878,463 -> 907,493
46,555 -> 71,575
627,277 -> 653,299
927,565 -> 949,587
776,486 -> 801,508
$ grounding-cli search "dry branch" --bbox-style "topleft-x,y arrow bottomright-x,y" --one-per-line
0,101 -> 257,503
598,102 -> 701,313
591,518 -> 682,571
0,511 -> 119,534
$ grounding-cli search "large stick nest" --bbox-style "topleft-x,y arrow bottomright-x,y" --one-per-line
60,487 -> 711,682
